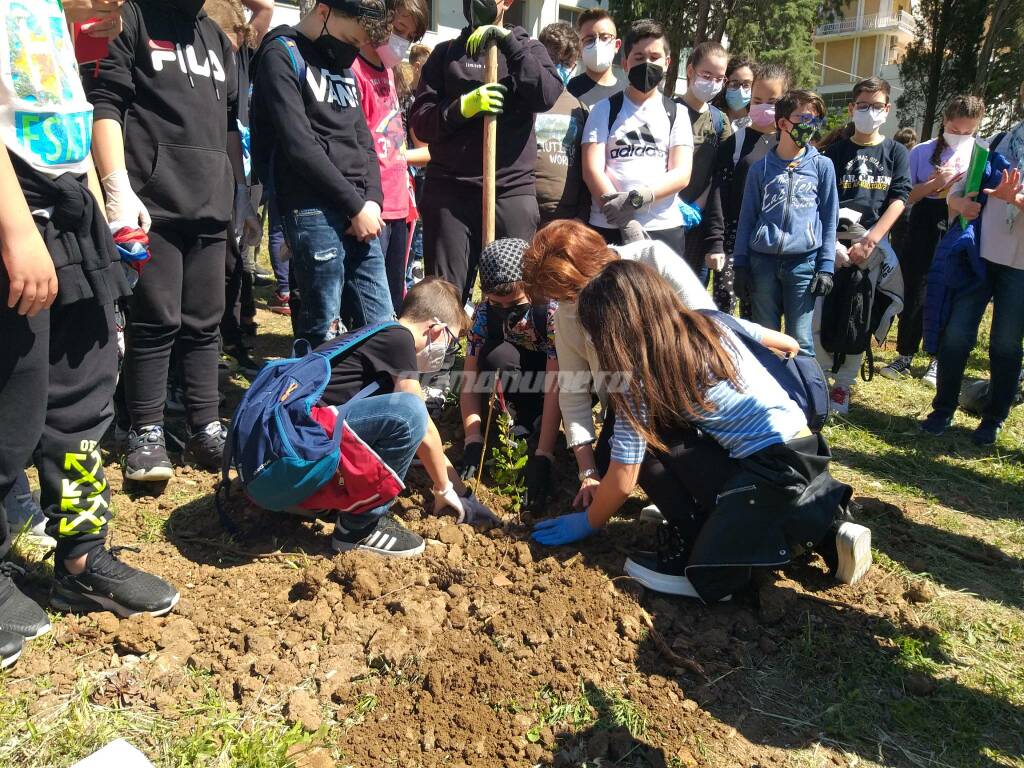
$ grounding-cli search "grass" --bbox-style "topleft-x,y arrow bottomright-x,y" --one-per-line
526,683 -> 651,743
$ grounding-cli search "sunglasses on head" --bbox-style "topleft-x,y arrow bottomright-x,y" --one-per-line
789,113 -> 824,127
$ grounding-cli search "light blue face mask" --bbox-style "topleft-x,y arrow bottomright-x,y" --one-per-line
556,63 -> 572,86
725,86 -> 751,111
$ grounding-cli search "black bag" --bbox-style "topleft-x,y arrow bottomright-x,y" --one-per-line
819,266 -> 875,381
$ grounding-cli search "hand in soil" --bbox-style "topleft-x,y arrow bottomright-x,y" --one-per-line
457,441 -> 484,481
522,454 -> 552,512
433,482 -> 499,525
532,510 -> 596,545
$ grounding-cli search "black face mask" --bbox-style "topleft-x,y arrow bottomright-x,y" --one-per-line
170,0 -> 206,16
315,12 -> 359,72
490,302 -> 530,326
628,62 -> 664,93
463,0 -> 498,26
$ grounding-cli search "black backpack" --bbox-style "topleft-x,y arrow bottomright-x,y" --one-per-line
606,90 -> 677,132
819,266 -> 875,381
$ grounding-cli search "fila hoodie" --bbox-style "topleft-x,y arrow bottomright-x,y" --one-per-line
83,0 -> 238,231
250,27 -> 382,218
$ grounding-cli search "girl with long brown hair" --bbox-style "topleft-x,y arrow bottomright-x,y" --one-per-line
530,260 -> 871,603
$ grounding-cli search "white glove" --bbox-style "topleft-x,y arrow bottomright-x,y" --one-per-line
705,252 -> 726,272
432,482 -> 499,525
233,185 -> 262,249
101,169 -> 151,233
834,241 -> 851,270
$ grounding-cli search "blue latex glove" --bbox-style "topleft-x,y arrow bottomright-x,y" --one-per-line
678,200 -> 703,230
531,510 -> 597,546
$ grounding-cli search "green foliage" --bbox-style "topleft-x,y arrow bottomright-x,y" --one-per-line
723,0 -> 827,88
487,411 -> 527,510
525,684 -> 651,744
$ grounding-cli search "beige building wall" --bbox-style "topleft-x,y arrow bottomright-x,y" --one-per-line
824,39 -> 856,85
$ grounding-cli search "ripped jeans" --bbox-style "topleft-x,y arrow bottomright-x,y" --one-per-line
284,207 -> 394,349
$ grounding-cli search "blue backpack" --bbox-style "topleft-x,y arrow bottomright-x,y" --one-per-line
251,34 -> 308,187
701,310 -> 830,433
219,322 -> 399,524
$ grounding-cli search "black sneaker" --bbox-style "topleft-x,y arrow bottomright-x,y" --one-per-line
253,267 -> 274,287
332,515 -> 425,558
185,421 -> 226,471
623,525 -> 718,599
224,345 -> 263,379
0,630 -> 23,669
971,418 -> 1002,447
50,546 -> 179,617
0,564 -> 51,639
919,411 -> 952,436
124,426 -> 174,482
879,355 -> 913,380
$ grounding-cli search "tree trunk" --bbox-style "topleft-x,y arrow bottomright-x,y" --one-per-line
712,0 -> 739,41
693,0 -> 713,46
921,0 -> 953,140
974,0 -> 1011,94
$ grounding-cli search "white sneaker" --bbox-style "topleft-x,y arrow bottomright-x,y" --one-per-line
4,488 -> 56,548
921,359 -> 938,389
829,386 -> 850,415
639,504 -> 665,523
835,522 -> 872,584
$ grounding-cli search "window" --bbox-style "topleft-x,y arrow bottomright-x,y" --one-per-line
824,91 -> 851,113
559,5 -> 582,25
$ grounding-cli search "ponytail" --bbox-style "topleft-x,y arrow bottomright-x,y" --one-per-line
929,134 -> 947,168
931,94 -> 986,167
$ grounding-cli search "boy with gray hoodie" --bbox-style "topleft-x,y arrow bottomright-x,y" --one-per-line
732,90 -> 838,355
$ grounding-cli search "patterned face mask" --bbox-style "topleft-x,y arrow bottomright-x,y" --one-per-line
787,120 -> 821,149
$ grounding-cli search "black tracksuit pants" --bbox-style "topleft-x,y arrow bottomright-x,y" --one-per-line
123,226 -> 227,430
476,339 -> 548,432
0,301 -> 117,561
896,198 -> 947,357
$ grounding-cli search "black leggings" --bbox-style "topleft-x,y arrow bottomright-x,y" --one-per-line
896,198 -> 947,356
475,339 -> 548,431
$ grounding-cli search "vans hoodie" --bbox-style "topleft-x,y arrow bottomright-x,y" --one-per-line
732,144 -> 839,273
83,0 -> 237,231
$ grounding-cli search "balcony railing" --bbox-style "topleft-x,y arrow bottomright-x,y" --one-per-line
815,10 -> 916,37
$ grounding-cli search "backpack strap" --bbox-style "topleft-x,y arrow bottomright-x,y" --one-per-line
663,95 -> 677,131
606,91 -> 625,133
708,104 -> 724,137
278,37 -> 307,83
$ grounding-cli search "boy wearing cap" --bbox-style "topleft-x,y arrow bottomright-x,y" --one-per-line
250,0 -> 395,353
457,239 -> 561,512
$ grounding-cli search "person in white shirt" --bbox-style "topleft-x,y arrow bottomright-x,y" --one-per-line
581,19 -> 692,254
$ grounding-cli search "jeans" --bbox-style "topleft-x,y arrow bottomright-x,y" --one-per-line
337,391 -> 428,529
932,261 -> 1024,424
267,192 -> 289,296
750,251 -> 817,355
378,219 -> 409,314
284,207 -> 395,349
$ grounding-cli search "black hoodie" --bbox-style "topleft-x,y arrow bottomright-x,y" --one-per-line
409,26 -> 562,195
83,0 -> 238,231
250,26 -> 382,218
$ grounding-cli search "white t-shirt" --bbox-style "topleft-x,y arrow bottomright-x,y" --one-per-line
0,0 -> 93,178
583,91 -> 693,230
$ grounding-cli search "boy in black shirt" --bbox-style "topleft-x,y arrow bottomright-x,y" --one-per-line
251,0 -> 394,353
818,76 -> 911,413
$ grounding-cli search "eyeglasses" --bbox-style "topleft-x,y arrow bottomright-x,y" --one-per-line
695,70 -> 726,84
727,79 -> 753,89
790,112 -> 824,126
582,33 -> 615,45
854,102 -> 888,111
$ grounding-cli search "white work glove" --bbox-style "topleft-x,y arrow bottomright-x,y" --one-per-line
834,241 -> 851,270
433,481 -> 499,525
705,252 -> 726,272
101,169 -> 151,233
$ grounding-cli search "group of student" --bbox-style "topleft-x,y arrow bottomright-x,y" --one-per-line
0,0 -> 1022,671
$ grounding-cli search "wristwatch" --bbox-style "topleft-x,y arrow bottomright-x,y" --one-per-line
578,468 -> 599,483
626,190 -> 645,209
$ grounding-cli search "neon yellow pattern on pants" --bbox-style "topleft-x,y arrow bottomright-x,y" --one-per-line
59,448 -> 108,537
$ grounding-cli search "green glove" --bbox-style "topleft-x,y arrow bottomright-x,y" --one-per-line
466,24 -> 510,56
460,83 -> 507,118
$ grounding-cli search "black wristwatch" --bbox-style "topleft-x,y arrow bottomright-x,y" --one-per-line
626,190 -> 645,209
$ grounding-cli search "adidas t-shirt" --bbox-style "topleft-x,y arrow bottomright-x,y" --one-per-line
583,91 -> 693,230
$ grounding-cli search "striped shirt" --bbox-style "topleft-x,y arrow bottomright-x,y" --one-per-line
609,318 -> 807,464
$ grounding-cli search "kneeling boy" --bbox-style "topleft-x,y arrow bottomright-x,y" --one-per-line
325,278 -> 495,557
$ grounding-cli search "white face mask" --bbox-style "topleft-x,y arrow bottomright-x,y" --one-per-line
943,131 -> 975,151
689,76 -> 723,103
581,39 -> 615,74
376,33 -> 410,69
852,106 -> 888,134
416,329 -> 448,373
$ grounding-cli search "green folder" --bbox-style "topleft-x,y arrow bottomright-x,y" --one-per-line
960,138 -> 990,230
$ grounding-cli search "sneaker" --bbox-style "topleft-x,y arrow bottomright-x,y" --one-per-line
185,421 -> 226,472
921,358 -> 938,389
879,355 -> 913,380
829,386 -> 850,415
50,546 -> 179,617
3,477 -> 56,548
639,504 -> 665,523
332,515 -> 425,558
0,564 -> 52,639
919,411 -> 952,435
124,426 -> 174,482
224,345 -> 262,379
971,418 -> 1002,447
269,292 -> 291,315
835,522 -> 872,584
422,385 -> 450,414
253,267 -> 274,287
240,318 -> 258,338
0,629 -> 23,669
623,525 -> 727,599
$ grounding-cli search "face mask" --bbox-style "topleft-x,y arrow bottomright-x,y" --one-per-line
852,107 -> 887,134
725,86 -> 751,111
943,131 -> 975,151
581,39 -> 615,73
463,0 -> 497,26
417,331 -> 448,373
749,102 -> 776,129
315,13 -> 359,71
628,62 -> 663,93
171,0 -> 206,16
786,120 -> 820,149
689,76 -> 722,103
491,302 -> 530,327
376,34 -> 410,69
556,63 -> 572,86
